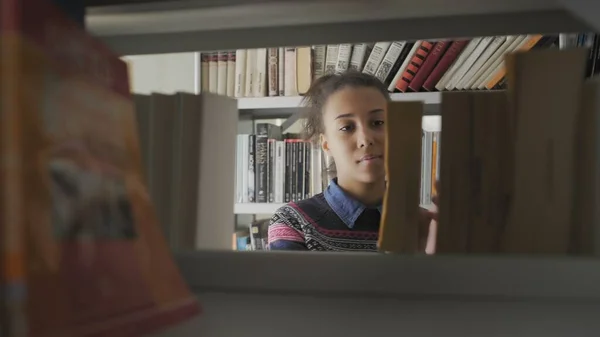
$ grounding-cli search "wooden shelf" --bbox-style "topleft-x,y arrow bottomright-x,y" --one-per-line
175,250 -> 600,301
234,203 -> 285,214
86,0 -> 591,55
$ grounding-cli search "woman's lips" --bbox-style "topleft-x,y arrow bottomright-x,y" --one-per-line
358,154 -> 383,163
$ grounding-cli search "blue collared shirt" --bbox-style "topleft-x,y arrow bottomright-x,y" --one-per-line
323,178 -> 382,229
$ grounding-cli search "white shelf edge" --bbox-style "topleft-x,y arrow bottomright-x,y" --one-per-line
175,250 -> 600,302
234,203 -> 285,214
237,92 -> 441,110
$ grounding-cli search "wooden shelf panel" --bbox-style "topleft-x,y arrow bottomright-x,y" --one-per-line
87,0 -> 591,55
176,250 -> 600,302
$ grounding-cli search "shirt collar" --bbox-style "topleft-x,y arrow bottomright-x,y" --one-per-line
323,178 -> 382,229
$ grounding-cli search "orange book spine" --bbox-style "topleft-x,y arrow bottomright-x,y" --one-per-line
484,35 -> 543,89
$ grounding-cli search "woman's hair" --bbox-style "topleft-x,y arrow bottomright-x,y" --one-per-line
301,71 -> 391,142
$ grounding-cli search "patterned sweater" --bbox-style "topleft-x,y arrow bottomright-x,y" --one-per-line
267,179 -> 381,251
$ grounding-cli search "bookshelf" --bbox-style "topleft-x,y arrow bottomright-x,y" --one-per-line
237,92 -> 442,110
234,202 -> 285,215
84,1 -> 600,336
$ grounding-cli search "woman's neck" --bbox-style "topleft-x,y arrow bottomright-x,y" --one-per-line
336,176 -> 386,207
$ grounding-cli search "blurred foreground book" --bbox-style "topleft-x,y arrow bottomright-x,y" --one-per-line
0,0 -> 201,336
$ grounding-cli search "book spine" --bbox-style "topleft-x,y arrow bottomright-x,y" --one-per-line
362,42 -> 391,75
284,48 -> 298,96
348,43 -> 369,72
285,139 -> 292,202
254,48 -> 268,97
312,45 -> 327,80
217,51 -> 228,95
201,53 -> 210,93
296,140 -> 305,200
268,139 -> 276,202
374,41 -> 406,83
226,50 -> 236,97
247,134 -> 256,202
278,47 -> 285,95
423,40 -> 468,91
387,42 -> 422,92
268,48 -> 279,96
234,49 -> 246,97
304,141 -> 311,199
396,41 -> 434,92
335,44 -> 353,74
255,124 -> 269,203
324,45 -> 339,75
409,40 -> 450,91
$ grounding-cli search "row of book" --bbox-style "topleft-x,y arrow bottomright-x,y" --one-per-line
233,219 -> 270,251
235,125 -> 441,208
200,33 -> 598,99
235,124 -> 325,204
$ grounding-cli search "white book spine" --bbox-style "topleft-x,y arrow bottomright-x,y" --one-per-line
268,48 -> 279,96
278,47 -> 285,96
387,41 -> 421,92
217,51 -> 228,95
234,49 -> 246,98
274,141 -> 285,203
208,51 -> 218,93
226,51 -> 236,97
334,44 -> 352,74
469,35 -> 524,89
455,36 -> 506,90
435,38 -> 482,91
348,43 -> 369,72
476,35 -> 532,89
244,49 -> 256,97
284,48 -> 298,96
312,45 -> 327,80
254,48 -> 267,97
362,42 -> 391,75
445,36 -> 493,90
374,41 -> 406,83
324,45 -> 339,75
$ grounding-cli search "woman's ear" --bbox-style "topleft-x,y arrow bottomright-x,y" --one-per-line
320,134 -> 330,155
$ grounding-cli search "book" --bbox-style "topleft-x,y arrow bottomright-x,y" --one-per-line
1,0 -> 200,335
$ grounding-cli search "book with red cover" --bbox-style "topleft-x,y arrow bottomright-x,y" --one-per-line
422,40 -> 469,91
1,0 -> 201,336
395,41 -> 434,92
408,41 -> 450,92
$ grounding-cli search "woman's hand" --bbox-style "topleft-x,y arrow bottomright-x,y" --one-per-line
419,181 -> 439,254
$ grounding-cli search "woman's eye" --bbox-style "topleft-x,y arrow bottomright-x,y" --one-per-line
339,124 -> 354,132
373,120 -> 385,127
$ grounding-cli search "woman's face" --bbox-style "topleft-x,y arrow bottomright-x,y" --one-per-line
320,86 -> 387,184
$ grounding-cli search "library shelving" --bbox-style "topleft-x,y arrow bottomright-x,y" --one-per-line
234,202 -> 285,215
237,92 -> 441,110
85,1 -> 600,337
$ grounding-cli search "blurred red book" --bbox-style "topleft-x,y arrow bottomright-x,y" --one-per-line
0,0 -> 201,336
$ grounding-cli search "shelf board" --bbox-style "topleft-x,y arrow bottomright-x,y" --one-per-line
237,92 -> 441,110
176,250 -> 600,302
86,0 -> 591,55
234,203 -> 285,214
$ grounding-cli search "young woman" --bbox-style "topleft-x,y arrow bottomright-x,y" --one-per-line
267,72 -> 438,253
